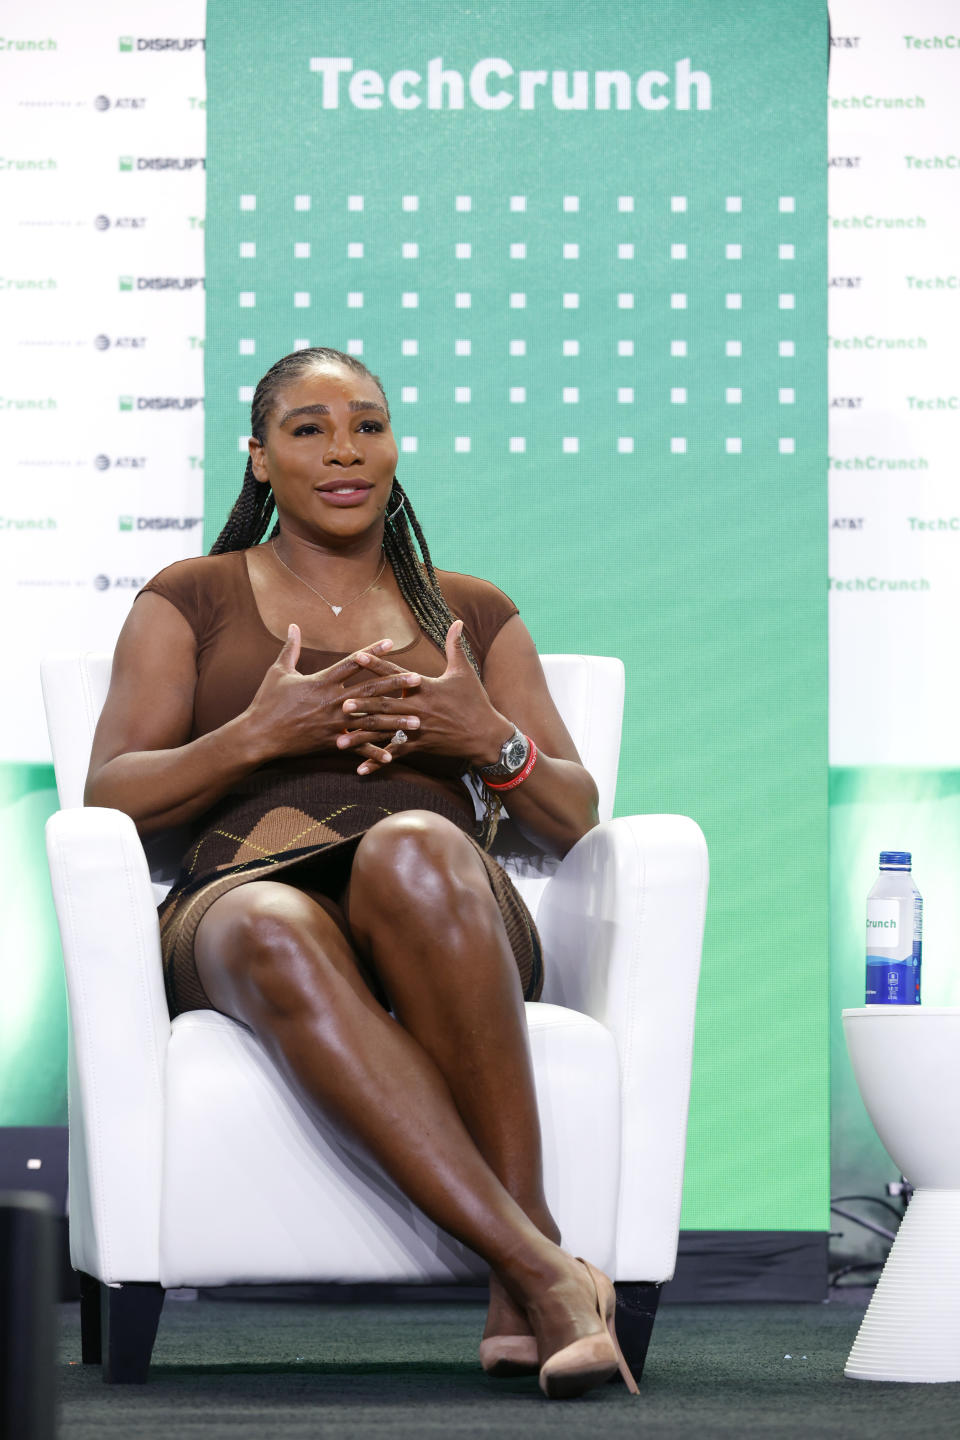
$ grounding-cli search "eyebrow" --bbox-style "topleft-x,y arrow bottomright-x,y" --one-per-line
278,400 -> 388,424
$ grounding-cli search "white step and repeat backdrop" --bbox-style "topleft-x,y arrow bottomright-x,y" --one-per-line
2,0 -> 958,1231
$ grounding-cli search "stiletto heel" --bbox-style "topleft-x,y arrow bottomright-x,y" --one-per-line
478,1334 -> 540,1376
538,1259 -> 639,1400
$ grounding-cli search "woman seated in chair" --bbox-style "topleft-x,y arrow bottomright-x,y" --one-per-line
85,346 -> 636,1400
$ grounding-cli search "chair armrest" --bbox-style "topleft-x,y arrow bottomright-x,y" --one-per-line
45,807 -> 169,1283
536,815 -> 708,1281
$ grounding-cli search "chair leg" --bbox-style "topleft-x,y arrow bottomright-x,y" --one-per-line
96,1280 -> 165,1383
78,1272 -> 102,1364
615,1282 -> 662,1385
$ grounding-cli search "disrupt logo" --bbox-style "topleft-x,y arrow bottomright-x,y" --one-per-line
94,575 -> 145,591
95,335 -> 146,350
121,156 -> 205,170
121,276 -> 204,291
119,37 -> 205,52
119,516 -> 202,531
310,56 -> 712,112
96,95 -> 146,110
94,455 -> 147,469
120,396 -> 203,410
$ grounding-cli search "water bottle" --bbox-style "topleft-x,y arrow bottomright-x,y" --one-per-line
865,851 -> 922,1005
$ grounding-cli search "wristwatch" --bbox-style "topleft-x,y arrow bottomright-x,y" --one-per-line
479,725 -> 530,780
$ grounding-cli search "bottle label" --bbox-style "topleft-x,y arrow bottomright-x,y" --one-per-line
866,953 -> 921,1004
866,899 -> 900,948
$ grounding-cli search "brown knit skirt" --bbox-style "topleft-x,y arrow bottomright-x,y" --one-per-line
158,765 -> 543,1017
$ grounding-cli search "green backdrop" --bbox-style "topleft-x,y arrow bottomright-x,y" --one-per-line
204,0 -> 828,1231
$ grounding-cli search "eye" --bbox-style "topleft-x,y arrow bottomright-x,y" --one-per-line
292,422 -> 322,436
357,420 -> 384,433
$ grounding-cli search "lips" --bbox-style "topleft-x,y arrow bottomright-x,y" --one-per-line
314,479 -> 375,507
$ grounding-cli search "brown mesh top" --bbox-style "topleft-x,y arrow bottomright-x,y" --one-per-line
138,549 -> 519,821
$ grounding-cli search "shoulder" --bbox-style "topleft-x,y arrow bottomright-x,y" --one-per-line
137,551 -> 247,631
434,568 -> 518,618
434,569 -> 520,666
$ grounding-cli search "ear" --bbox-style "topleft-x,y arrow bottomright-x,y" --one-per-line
249,436 -> 269,485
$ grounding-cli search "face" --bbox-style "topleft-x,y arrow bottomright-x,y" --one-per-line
250,364 -> 398,542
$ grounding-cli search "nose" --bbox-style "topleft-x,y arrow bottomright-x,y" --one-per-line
324,423 -> 362,466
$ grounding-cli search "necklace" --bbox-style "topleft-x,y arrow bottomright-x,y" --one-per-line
271,538 -> 387,617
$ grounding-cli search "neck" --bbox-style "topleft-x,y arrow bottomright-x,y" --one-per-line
274,522 -> 385,577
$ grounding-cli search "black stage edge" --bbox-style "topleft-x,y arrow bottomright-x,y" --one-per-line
665,1230 -> 828,1302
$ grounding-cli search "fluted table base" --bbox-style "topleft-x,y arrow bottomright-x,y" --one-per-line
845,1188 -> 960,1383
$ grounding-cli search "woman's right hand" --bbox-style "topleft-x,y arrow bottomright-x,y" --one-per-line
242,624 -> 422,765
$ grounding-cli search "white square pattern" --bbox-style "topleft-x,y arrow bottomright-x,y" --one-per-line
235,190 -> 801,458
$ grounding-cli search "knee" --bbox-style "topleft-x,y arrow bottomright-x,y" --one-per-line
352,811 -> 490,917
215,893 -> 337,1022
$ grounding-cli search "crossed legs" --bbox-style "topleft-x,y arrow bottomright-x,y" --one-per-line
193,811 -> 595,1364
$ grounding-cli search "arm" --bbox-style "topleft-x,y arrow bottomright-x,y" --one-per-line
476,614 -> 599,857
85,593 -> 421,835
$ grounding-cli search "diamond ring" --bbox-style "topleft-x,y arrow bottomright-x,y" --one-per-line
392,729 -> 409,745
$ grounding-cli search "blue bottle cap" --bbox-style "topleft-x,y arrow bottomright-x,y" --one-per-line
879,850 -> 911,868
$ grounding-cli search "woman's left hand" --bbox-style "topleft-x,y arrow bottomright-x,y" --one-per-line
337,620 -> 511,769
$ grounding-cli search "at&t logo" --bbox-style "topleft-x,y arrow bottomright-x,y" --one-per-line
93,455 -> 147,470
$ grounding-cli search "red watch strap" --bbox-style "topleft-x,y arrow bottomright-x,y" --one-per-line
482,738 -> 538,791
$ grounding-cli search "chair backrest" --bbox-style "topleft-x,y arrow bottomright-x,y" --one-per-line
40,651 -> 624,902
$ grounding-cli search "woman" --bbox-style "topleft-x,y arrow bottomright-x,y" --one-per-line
85,346 -> 636,1400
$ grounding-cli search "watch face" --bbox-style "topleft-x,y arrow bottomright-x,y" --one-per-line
503,734 -> 528,772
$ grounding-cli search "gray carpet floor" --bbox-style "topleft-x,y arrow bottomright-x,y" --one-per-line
57,1291 -> 960,1439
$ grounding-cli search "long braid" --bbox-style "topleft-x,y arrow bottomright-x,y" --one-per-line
383,479 -> 501,846
209,347 -> 502,846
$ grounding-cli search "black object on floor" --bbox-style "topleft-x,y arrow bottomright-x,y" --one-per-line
1,1190 -> 57,1440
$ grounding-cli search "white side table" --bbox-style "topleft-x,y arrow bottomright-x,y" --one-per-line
842,1006 -> 960,1382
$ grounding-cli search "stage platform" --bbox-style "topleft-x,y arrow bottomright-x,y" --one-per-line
55,1290 -> 959,1438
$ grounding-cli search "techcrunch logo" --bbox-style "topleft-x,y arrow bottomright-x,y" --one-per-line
904,35 -> 959,48
0,157 -> 57,170
1,396 -> 56,410
0,277 -> 56,290
831,96 -> 924,109
830,216 -> 925,229
830,336 -> 927,350
907,396 -> 958,410
0,37 -> 56,51
310,57 -> 711,111
906,276 -> 959,289
905,156 -> 960,169
908,517 -> 960,531
830,577 -> 930,592
0,516 -> 56,529
829,457 -> 928,471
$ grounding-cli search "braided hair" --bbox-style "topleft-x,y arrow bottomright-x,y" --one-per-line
209,346 -> 501,845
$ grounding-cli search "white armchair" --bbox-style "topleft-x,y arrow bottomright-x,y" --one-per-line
41,651 -> 707,1383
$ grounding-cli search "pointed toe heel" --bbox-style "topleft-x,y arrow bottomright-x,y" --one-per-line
538,1259 -> 640,1400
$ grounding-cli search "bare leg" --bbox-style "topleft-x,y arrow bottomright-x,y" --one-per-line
193,879 -> 600,1364
346,812 -> 559,1340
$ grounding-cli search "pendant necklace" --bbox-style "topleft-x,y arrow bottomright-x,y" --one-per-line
271,538 -> 387,617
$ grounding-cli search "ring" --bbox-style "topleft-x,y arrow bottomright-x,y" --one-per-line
392,729 -> 408,745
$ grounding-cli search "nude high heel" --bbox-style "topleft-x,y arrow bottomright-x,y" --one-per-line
538,1259 -> 640,1400
478,1334 -> 540,1376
